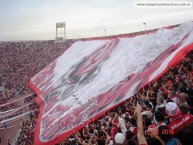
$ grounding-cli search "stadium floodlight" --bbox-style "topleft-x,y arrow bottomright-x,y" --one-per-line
55,22 -> 66,42
143,22 -> 146,31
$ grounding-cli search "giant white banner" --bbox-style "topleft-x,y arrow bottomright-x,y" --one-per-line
30,22 -> 193,145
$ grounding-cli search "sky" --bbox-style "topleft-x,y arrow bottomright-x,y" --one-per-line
0,0 -> 193,41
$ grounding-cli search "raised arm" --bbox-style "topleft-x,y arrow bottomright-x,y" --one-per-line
135,103 -> 148,145
101,126 -> 111,145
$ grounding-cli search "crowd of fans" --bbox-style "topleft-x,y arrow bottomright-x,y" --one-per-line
0,102 -> 18,112
14,101 -> 39,145
0,40 -> 74,145
0,24 -> 192,145
60,50 -> 193,145
0,24 -> 179,102
0,40 -> 74,101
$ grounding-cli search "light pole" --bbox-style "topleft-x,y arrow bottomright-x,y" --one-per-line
143,22 -> 146,31
104,29 -> 106,36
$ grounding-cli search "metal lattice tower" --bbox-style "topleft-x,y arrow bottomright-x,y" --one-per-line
55,22 -> 66,41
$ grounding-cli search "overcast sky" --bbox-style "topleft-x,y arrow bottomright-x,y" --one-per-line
0,0 -> 193,41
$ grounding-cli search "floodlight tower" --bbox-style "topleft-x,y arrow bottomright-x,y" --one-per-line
143,22 -> 146,31
55,22 -> 66,41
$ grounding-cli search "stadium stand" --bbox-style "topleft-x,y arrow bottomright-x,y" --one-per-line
0,40 -> 75,145
0,23 -> 193,145
0,40 -> 74,99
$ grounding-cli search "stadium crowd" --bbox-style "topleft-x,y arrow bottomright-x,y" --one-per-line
59,50 -> 193,145
0,27 -> 192,145
2,49 -> 193,145
13,48 -> 193,145
14,101 -> 39,145
0,40 -> 74,145
0,40 -> 74,101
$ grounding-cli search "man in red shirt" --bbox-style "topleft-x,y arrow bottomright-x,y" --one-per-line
165,102 -> 193,135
